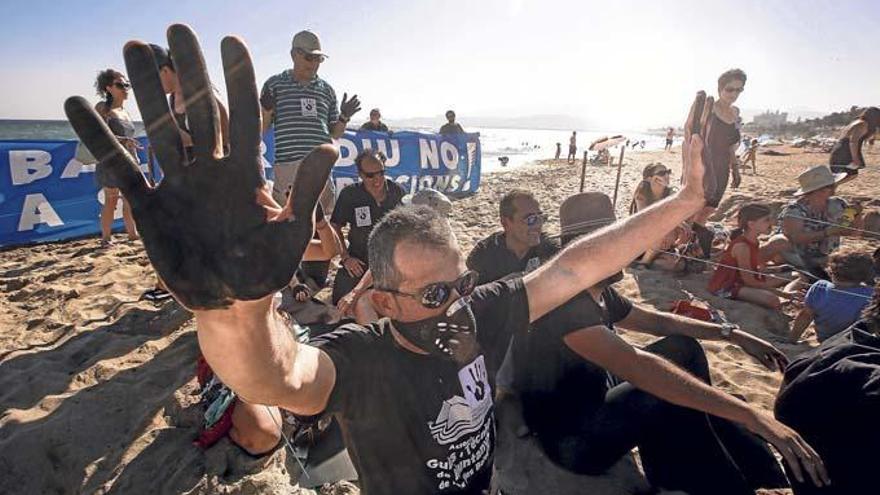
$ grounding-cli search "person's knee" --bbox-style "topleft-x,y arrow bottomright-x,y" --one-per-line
656,335 -> 709,378
230,405 -> 282,456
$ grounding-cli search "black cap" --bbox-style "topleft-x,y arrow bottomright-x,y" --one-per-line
148,44 -> 174,70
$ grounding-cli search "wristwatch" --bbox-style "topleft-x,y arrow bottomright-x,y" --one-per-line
720,323 -> 737,340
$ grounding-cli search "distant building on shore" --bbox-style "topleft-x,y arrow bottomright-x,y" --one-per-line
751,110 -> 788,129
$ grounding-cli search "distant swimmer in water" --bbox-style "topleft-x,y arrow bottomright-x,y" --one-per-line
555,142 -> 561,159
567,131 -> 577,164
829,106 -> 880,180
499,156 -> 510,167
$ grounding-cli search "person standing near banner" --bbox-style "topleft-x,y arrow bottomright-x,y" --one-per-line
439,110 -> 465,135
93,69 -> 139,246
359,108 -> 390,133
260,30 -> 360,213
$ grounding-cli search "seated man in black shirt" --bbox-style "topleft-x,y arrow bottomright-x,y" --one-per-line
497,193 -> 819,495
330,148 -> 405,304
69,34 -> 825,494
467,189 -> 559,284
775,283 -> 880,495
359,108 -> 390,133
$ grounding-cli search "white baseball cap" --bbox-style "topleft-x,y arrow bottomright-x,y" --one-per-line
291,30 -> 326,56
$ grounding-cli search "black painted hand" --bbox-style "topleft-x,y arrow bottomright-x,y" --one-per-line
339,92 -> 361,120
65,25 -> 337,310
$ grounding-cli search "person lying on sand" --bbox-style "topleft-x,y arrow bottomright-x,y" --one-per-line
479,192 -> 799,495
65,25 -> 828,494
776,281 -> 880,494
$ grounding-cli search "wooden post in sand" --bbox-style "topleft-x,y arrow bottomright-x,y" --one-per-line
579,158 -> 587,192
612,146 -> 626,208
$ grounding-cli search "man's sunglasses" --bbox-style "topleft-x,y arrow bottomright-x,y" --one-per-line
377,270 -> 479,309
723,86 -> 744,94
114,81 -> 131,90
296,50 -> 325,63
653,169 -> 672,177
523,212 -> 547,227
361,169 -> 385,179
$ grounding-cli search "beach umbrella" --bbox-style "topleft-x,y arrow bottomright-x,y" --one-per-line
588,134 -> 627,151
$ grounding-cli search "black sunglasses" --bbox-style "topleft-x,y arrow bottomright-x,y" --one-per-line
114,81 -> 131,90
378,270 -> 479,309
361,169 -> 385,179
653,169 -> 672,177
723,86 -> 744,94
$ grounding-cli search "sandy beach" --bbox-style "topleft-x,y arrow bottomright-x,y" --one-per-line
1,144 -> 877,494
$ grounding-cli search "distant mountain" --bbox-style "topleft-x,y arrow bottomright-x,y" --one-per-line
386,114 -> 596,131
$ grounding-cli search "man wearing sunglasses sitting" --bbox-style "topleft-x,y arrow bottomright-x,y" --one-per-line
75,29 -> 825,494
330,149 -> 405,305
260,29 -> 360,213
466,189 -> 559,285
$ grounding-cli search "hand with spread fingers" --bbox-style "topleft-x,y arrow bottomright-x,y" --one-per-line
339,92 -> 361,121
64,25 -> 338,310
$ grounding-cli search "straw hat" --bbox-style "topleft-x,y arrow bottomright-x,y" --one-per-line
794,165 -> 848,196
559,192 -> 616,244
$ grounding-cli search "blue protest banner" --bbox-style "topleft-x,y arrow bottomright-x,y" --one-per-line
0,130 -> 480,247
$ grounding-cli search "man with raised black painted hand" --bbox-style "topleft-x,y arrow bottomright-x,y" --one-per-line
260,29 -> 360,212
65,26 -> 828,495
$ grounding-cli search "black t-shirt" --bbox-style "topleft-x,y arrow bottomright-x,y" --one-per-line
359,121 -> 390,132
775,321 -> 880,494
313,278 -> 529,495
439,123 -> 465,135
519,287 -> 633,443
466,232 -> 560,285
330,179 -> 405,262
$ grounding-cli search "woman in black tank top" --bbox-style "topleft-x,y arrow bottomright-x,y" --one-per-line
829,106 -> 879,178
93,68 -> 140,245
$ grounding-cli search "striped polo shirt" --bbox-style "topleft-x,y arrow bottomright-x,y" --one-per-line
260,70 -> 339,162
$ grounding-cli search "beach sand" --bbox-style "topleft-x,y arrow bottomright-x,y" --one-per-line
1,144 -> 877,494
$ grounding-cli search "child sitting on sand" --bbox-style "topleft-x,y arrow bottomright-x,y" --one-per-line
708,202 -> 792,309
789,248 -> 876,343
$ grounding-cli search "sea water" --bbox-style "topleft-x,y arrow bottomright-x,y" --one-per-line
0,120 -> 662,173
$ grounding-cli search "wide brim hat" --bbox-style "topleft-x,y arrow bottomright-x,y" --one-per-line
794,165 -> 848,196
559,192 -> 616,243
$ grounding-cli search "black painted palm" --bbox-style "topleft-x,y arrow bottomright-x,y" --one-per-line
65,25 -> 336,310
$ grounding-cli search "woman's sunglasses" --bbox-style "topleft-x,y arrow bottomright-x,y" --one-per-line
653,169 -> 672,177
114,81 -> 131,90
377,270 -> 479,309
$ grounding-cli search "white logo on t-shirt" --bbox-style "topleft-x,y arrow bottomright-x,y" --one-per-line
354,206 -> 372,227
524,257 -> 541,273
301,98 -> 318,117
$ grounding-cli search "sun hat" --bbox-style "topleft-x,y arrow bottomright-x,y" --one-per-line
559,192 -> 616,245
403,188 -> 453,217
291,30 -> 326,56
793,165 -> 848,196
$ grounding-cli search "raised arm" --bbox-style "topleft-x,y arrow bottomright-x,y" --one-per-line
65,25 -> 339,415
848,121 -> 868,167
524,124 -> 706,321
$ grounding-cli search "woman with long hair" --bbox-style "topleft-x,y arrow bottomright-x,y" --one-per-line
630,163 -> 688,270
93,68 -> 139,245
829,106 -> 880,178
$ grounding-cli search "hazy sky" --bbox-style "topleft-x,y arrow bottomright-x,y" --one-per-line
1,0 -> 877,129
